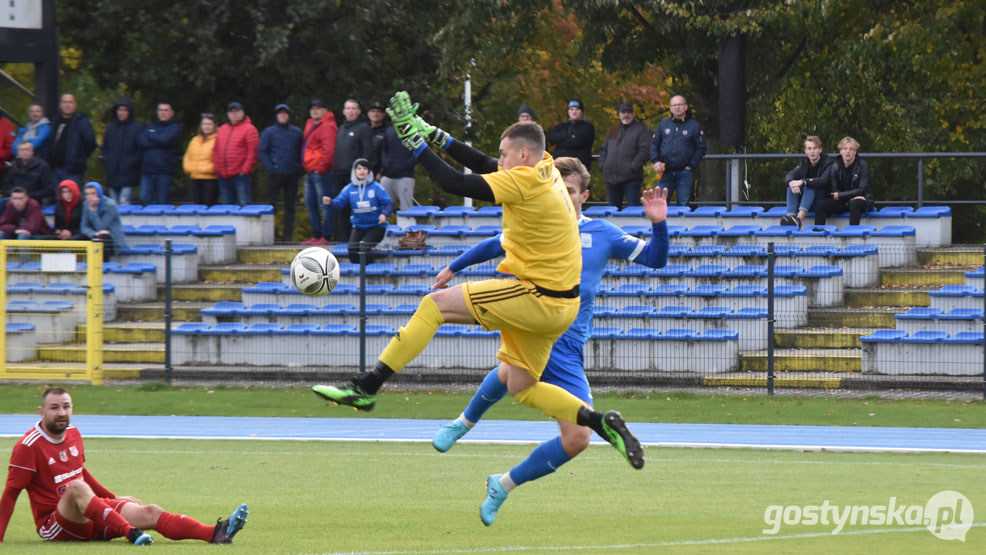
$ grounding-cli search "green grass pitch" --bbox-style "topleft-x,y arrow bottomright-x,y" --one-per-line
0,437 -> 982,554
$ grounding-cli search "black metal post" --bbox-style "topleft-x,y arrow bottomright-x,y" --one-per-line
917,158 -> 924,208
767,241 -> 775,396
164,240 -> 173,384
358,241 -> 367,374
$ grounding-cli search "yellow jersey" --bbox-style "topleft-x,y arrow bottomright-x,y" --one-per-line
480,153 -> 581,291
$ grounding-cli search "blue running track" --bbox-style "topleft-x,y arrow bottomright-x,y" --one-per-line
1,415 -> 985,453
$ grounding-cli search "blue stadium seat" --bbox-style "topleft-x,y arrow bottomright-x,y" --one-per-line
859,329 -> 909,343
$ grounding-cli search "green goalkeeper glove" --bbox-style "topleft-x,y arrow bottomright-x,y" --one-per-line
389,91 -> 453,150
417,116 -> 453,150
389,118 -> 427,157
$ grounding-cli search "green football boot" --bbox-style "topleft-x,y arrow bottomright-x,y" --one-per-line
312,383 -> 376,411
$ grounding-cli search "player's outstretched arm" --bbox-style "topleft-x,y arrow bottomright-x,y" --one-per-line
433,236 -> 504,289
629,187 -> 670,269
641,187 -> 668,224
444,140 -> 499,175
0,485 -> 23,542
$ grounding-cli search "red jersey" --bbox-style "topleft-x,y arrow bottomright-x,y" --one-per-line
0,422 -> 114,540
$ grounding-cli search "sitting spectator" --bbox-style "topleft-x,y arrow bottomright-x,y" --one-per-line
52,180 -> 85,239
183,113 -> 219,205
258,104 -> 304,242
80,182 -> 128,259
214,102 -> 259,206
780,135 -> 834,228
322,158 -> 392,265
814,136 -> 873,226
102,98 -> 145,205
12,103 -> 51,157
0,187 -> 53,239
5,142 -> 55,206
137,102 -> 181,204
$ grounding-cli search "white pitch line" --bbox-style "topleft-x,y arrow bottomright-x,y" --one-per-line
313,523 -> 986,554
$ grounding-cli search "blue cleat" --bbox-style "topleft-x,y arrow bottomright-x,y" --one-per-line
128,528 -> 153,546
211,503 -> 249,544
480,474 -> 509,526
433,420 -> 470,452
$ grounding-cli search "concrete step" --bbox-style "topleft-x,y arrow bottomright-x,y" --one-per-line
37,343 -> 164,364
739,348 -> 861,373
78,322 -> 198,343
844,288 -> 931,308
704,374 -> 842,389
116,302 -> 210,322
199,264 -> 284,283
774,328 -> 876,349
880,268 -> 966,287
917,247 -> 984,267
807,307 -> 899,328
238,246 -> 302,265
156,283 -> 243,302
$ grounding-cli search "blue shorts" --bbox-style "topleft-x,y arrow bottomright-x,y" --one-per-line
540,333 -> 593,404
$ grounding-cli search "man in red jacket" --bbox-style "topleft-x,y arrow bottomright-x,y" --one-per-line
300,98 -> 338,245
0,102 -> 17,186
0,187 -> 53,239
213,102 -> 259,206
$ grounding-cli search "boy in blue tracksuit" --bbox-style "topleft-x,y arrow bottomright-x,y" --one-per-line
323,158 -> 393,264
429,157 -> 670,526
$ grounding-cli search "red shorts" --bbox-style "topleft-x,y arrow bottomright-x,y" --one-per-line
37,498 -> 130,542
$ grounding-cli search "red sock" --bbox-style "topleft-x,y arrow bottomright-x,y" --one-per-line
84,497 -> 132,540
155,511 -> 214,542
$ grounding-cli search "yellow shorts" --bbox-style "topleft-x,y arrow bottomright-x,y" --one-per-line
462,278 -> 579,378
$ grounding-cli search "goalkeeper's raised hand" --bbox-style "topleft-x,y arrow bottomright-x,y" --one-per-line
388,91 -> 453,150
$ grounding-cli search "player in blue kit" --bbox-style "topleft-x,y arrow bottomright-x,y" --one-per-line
430,157 -> 670,526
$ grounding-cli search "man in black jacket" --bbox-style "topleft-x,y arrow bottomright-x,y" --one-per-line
546,99 -> 595,170
599,102 -> 651,209
331,99 -> 375,241
49,94 -> 97,186
4,142 -> 55,206
779,135 -> 834,228
102,98 -> 144,205
813,136 -> 873,226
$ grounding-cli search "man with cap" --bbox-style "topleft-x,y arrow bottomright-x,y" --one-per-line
259,104 -> 304,241
214,102 -> 259,206
367,101 -> 388,177
517,104 -> 536,123
598,102 -> 652,209
546,99 -> 595,170
650,95 -> 706,207
136,102 -> 181,205
300,99 -> 338,246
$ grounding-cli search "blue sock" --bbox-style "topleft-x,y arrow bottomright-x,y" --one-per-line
509,436 -> 572,486
462,368 -> 508,424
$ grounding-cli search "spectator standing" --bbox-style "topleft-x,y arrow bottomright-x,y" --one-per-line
780,135 -> 834,228
182,114 -> 219,205
214,102 -> 259,206
546,99 -> 595,170
367,102 -> 387,177
80,182 -> 128,260
650,95 -> 707,207
49,94 -> 97,186
331,99 -> 375,241
11,104 -> 51,158
52,180 -> 85,239
598,102 -> 652,209
102,98 -> 145,205
517,104 -> 536,123
259,104 -> 304,242
814,136 -> 874,226
136,103 -> 181,205
379,123 -> 417,212
0,187 -> 53,239
322,158 -> 393,265
4,142 -> 55,206
300,99 -> 338,245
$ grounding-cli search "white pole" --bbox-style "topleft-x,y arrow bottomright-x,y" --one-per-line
462,59 -> 475,207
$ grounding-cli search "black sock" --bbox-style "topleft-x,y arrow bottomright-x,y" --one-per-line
351,362 -> 395,395
576,406 -> 605,436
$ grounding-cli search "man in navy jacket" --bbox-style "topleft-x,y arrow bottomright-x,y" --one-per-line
259,104 -> 304,241
650,95 -> 706,206
137,103 -> 181,204
49,94 -> 97,187
102,98 -> 145,205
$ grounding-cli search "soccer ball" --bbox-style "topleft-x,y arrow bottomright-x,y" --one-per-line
290,247 -> 340,297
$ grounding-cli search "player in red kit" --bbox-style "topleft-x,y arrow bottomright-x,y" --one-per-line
0,387 -> 249,545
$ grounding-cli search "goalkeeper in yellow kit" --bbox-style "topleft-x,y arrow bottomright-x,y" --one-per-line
313,92 -> 642,470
